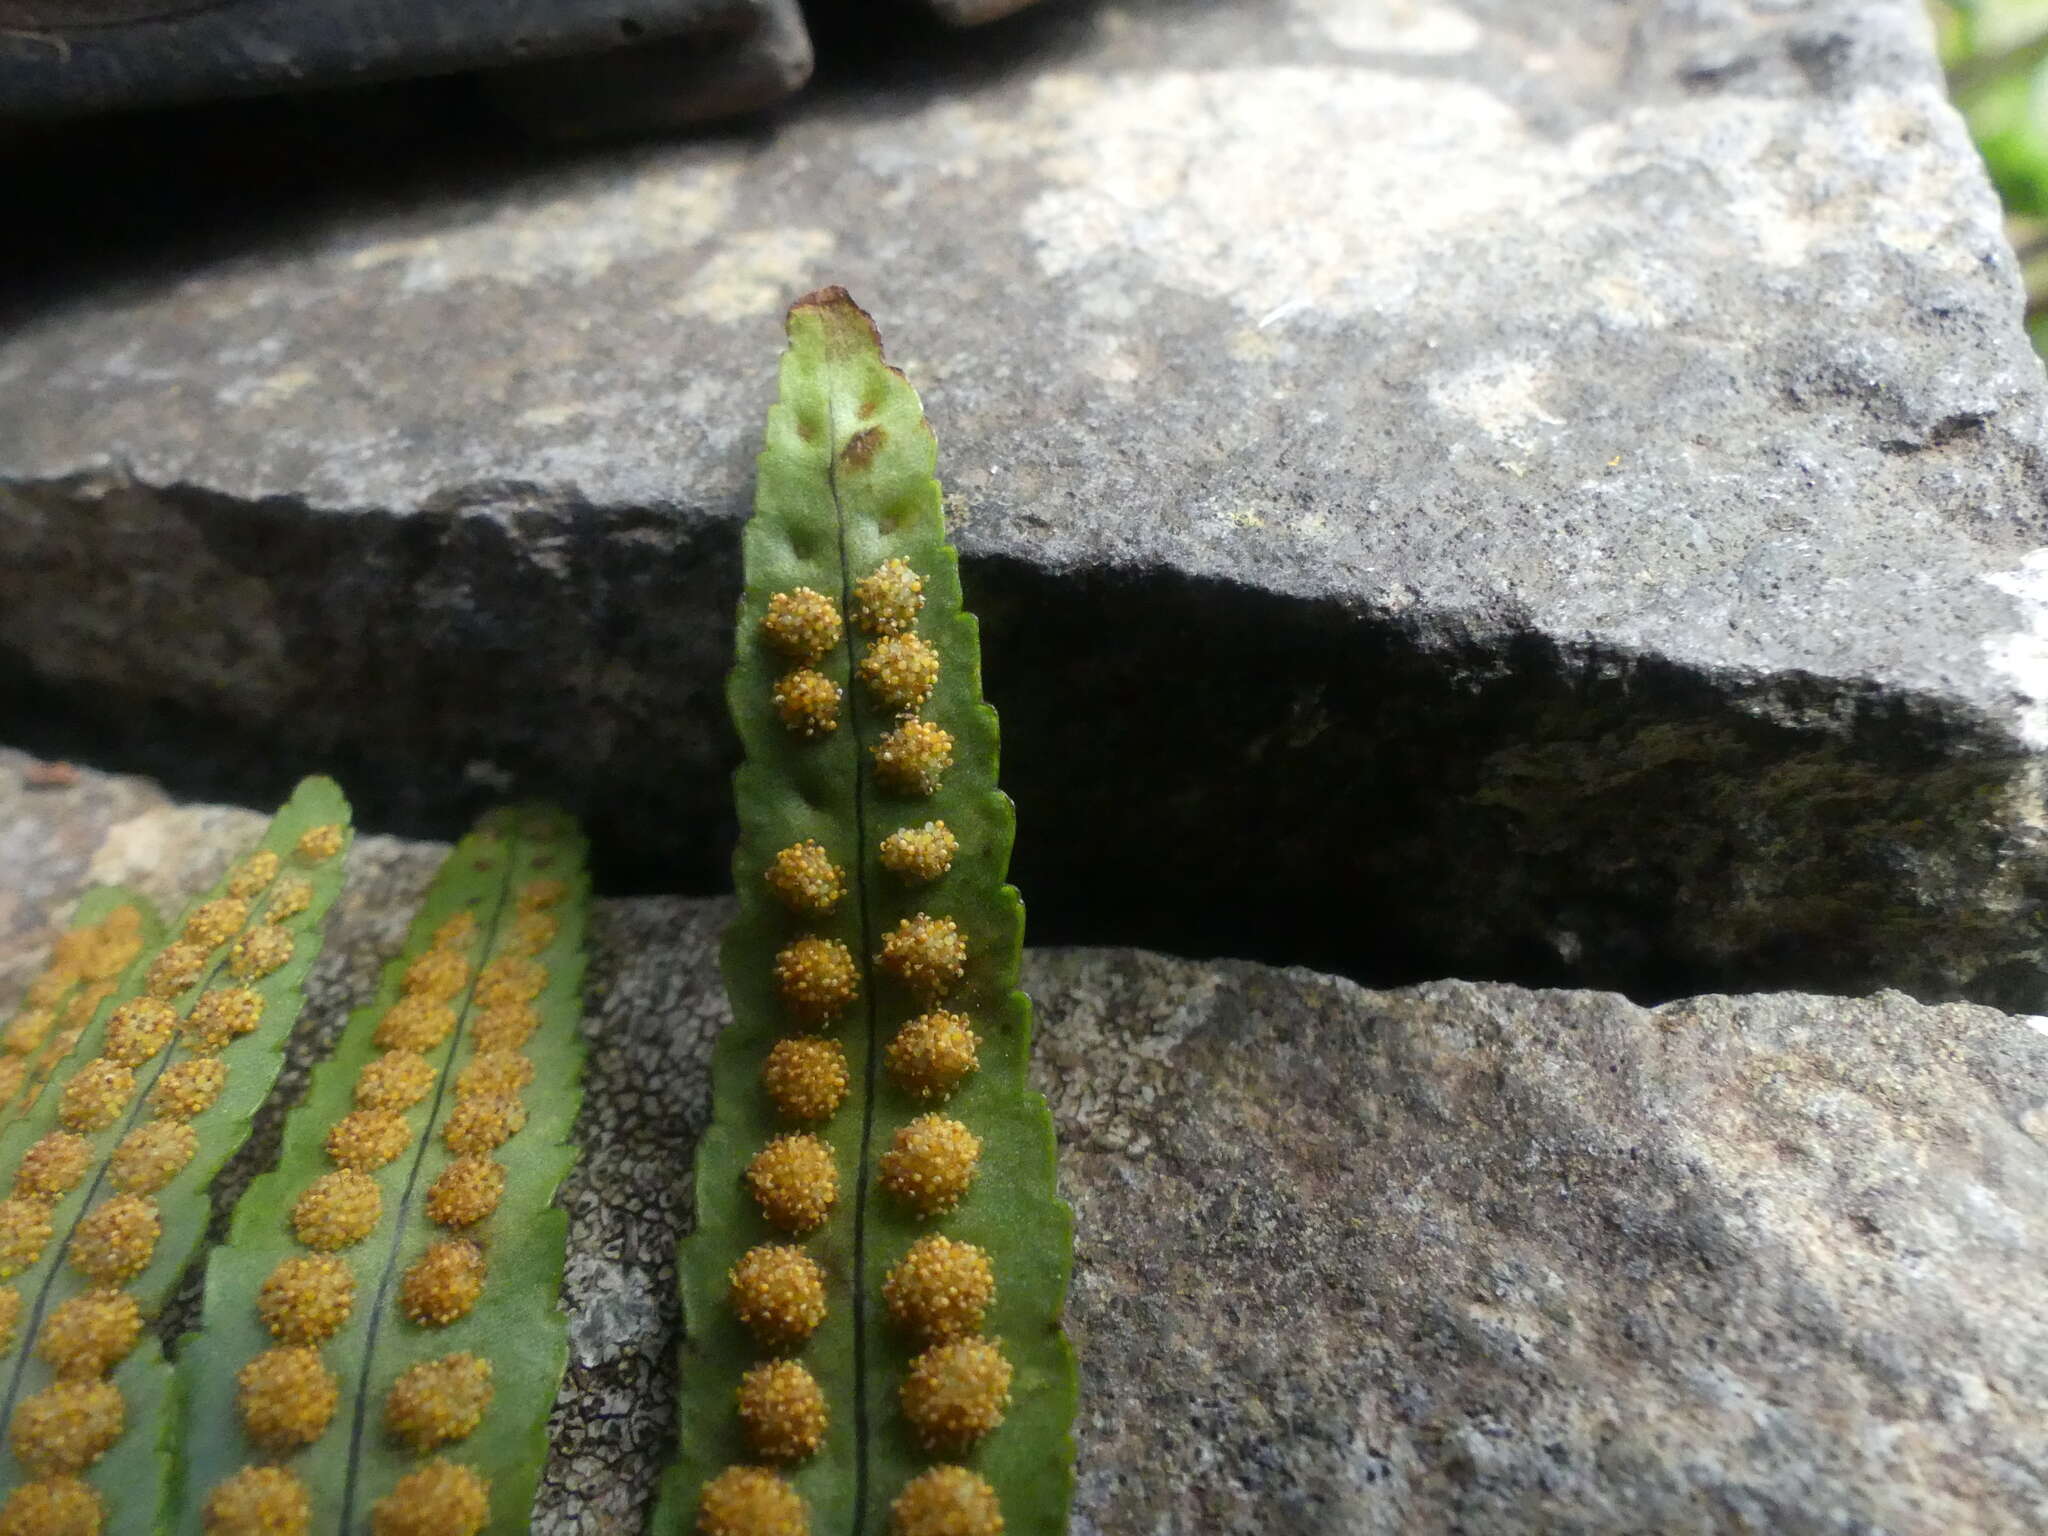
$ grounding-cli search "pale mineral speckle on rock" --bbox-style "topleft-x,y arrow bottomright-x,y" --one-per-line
1292,0 -> 1483,55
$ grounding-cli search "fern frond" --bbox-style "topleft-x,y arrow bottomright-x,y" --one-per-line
177,804 -> 588,1535
660,289 -> 1077,1535
0,776 -> 354,1532
0,889 -> 162,1123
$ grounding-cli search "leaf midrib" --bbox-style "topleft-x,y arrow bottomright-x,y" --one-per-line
826,384 -> 884,1536
335,823 -> 527,1533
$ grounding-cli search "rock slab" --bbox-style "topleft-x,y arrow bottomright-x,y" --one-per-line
5,1 -> 2048,1005
4,760 -> 2045,1533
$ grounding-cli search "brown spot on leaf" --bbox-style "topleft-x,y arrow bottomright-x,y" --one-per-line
841,426 -> 886,471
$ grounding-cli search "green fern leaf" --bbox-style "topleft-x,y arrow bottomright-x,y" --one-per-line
660,289 -> 1077,1536
176,804 -> 587,1535
0,776 -> 354,1533
0,888 -> 164,1124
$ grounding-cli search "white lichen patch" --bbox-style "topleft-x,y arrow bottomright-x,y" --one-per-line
1428,357 -> 1566,450
1018,70 -> 1996,321
345,163 -> 743,294
1983,550 -> 2048,750
666,229 -> 837,323
1292,0 -> 1481,54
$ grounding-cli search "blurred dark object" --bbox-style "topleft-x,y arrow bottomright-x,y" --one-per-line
0,0 -> 811,130
0,0 -> 1045,131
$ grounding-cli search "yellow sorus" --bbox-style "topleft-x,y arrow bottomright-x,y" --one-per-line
0,1476 -> 102,1536
772,938 -> 859,1023
290,1170 -> 381,1251
14,1132 -> 94,1203
374,997 -> 457,1054
402,950 -> 470,1004
878,821 -> 958,884
202,1466 -> 311,1536
236,1346 -> 338,1451
38,1291 -> 140,1379
735,1360 -> 828,1463
227,926 -> 294,981
872,721 -> 954,797
264,877 -> 315,925
258,1254 -> 356,1345
58,1059 -> 135,1133
70,1195 -> 160,1285
432,912 -> 479,951
0,1200 -> 53,1276
878,1116 -> 980,1218
325,1109 -> 414,1172
370,1460 -> 489,1536
182,897 -> 250,950
509,911 -> 558,956
22,972 -> 71,1011
425,1157 -> 505,1229
885,1012 -> 979,1100
146,942 -> 210,999
761,587 -> 844,664
0,1287 -> 19,1354
772,669 -> 842,738
295,824 -> 345,863
4,1009 -> 53,1055
883,1236 -> 995,1345
149,1058 -> 228,1121
900,1337 -> 1012,1452
108,1121 -> 199,1196
100,999 -> 177,1068
517,878 -> 568,912
858,633 -> 941,713
877,915 -> 967,1002
469,1003 -> 539,1054
764,841 -> 845,916
853,557 -> 926,636
455,1050 -> 534,1100
889,1466 -> 1003,1536
441,1096 -> 527,1156
761,1037 -> 849,1122
474,955 -> 547,1010
385,1353 -> 494,1452
184,987 -> 264,1053
400,1240 -> 487,1327
728,1245 -> 827,1351
356,1050 -> 437,1112
744,1134 -> 838,1235
10,1379 -> 123,1475
697,1466 -> 807,1536
225,850 -> 281,899
0,1059 -> 24,1104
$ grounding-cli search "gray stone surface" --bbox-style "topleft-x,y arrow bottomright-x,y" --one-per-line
6,0 -> 2048,1008
5,763 -> 2047,1533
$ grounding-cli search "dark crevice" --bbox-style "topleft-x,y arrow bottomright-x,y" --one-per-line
3,479 -> 2045,1013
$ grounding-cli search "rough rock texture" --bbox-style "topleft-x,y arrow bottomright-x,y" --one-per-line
5,0 -> 2048,1009
4,764 -> 2046,1533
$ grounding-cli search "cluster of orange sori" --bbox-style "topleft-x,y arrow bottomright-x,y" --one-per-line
704,561 -> 1004,1536
0,827 -> 343,1536
858,560 -> 1006,1536
0,903 -> 147,1118
202,873 -> 567,1536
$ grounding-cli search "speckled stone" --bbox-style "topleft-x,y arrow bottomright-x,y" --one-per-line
5,768 -> 2044,1533
4,1 -> 2048,1007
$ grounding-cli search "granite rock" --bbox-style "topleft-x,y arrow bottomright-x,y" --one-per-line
5,0 -> 2048,1008
4,763 -> 2045,1533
